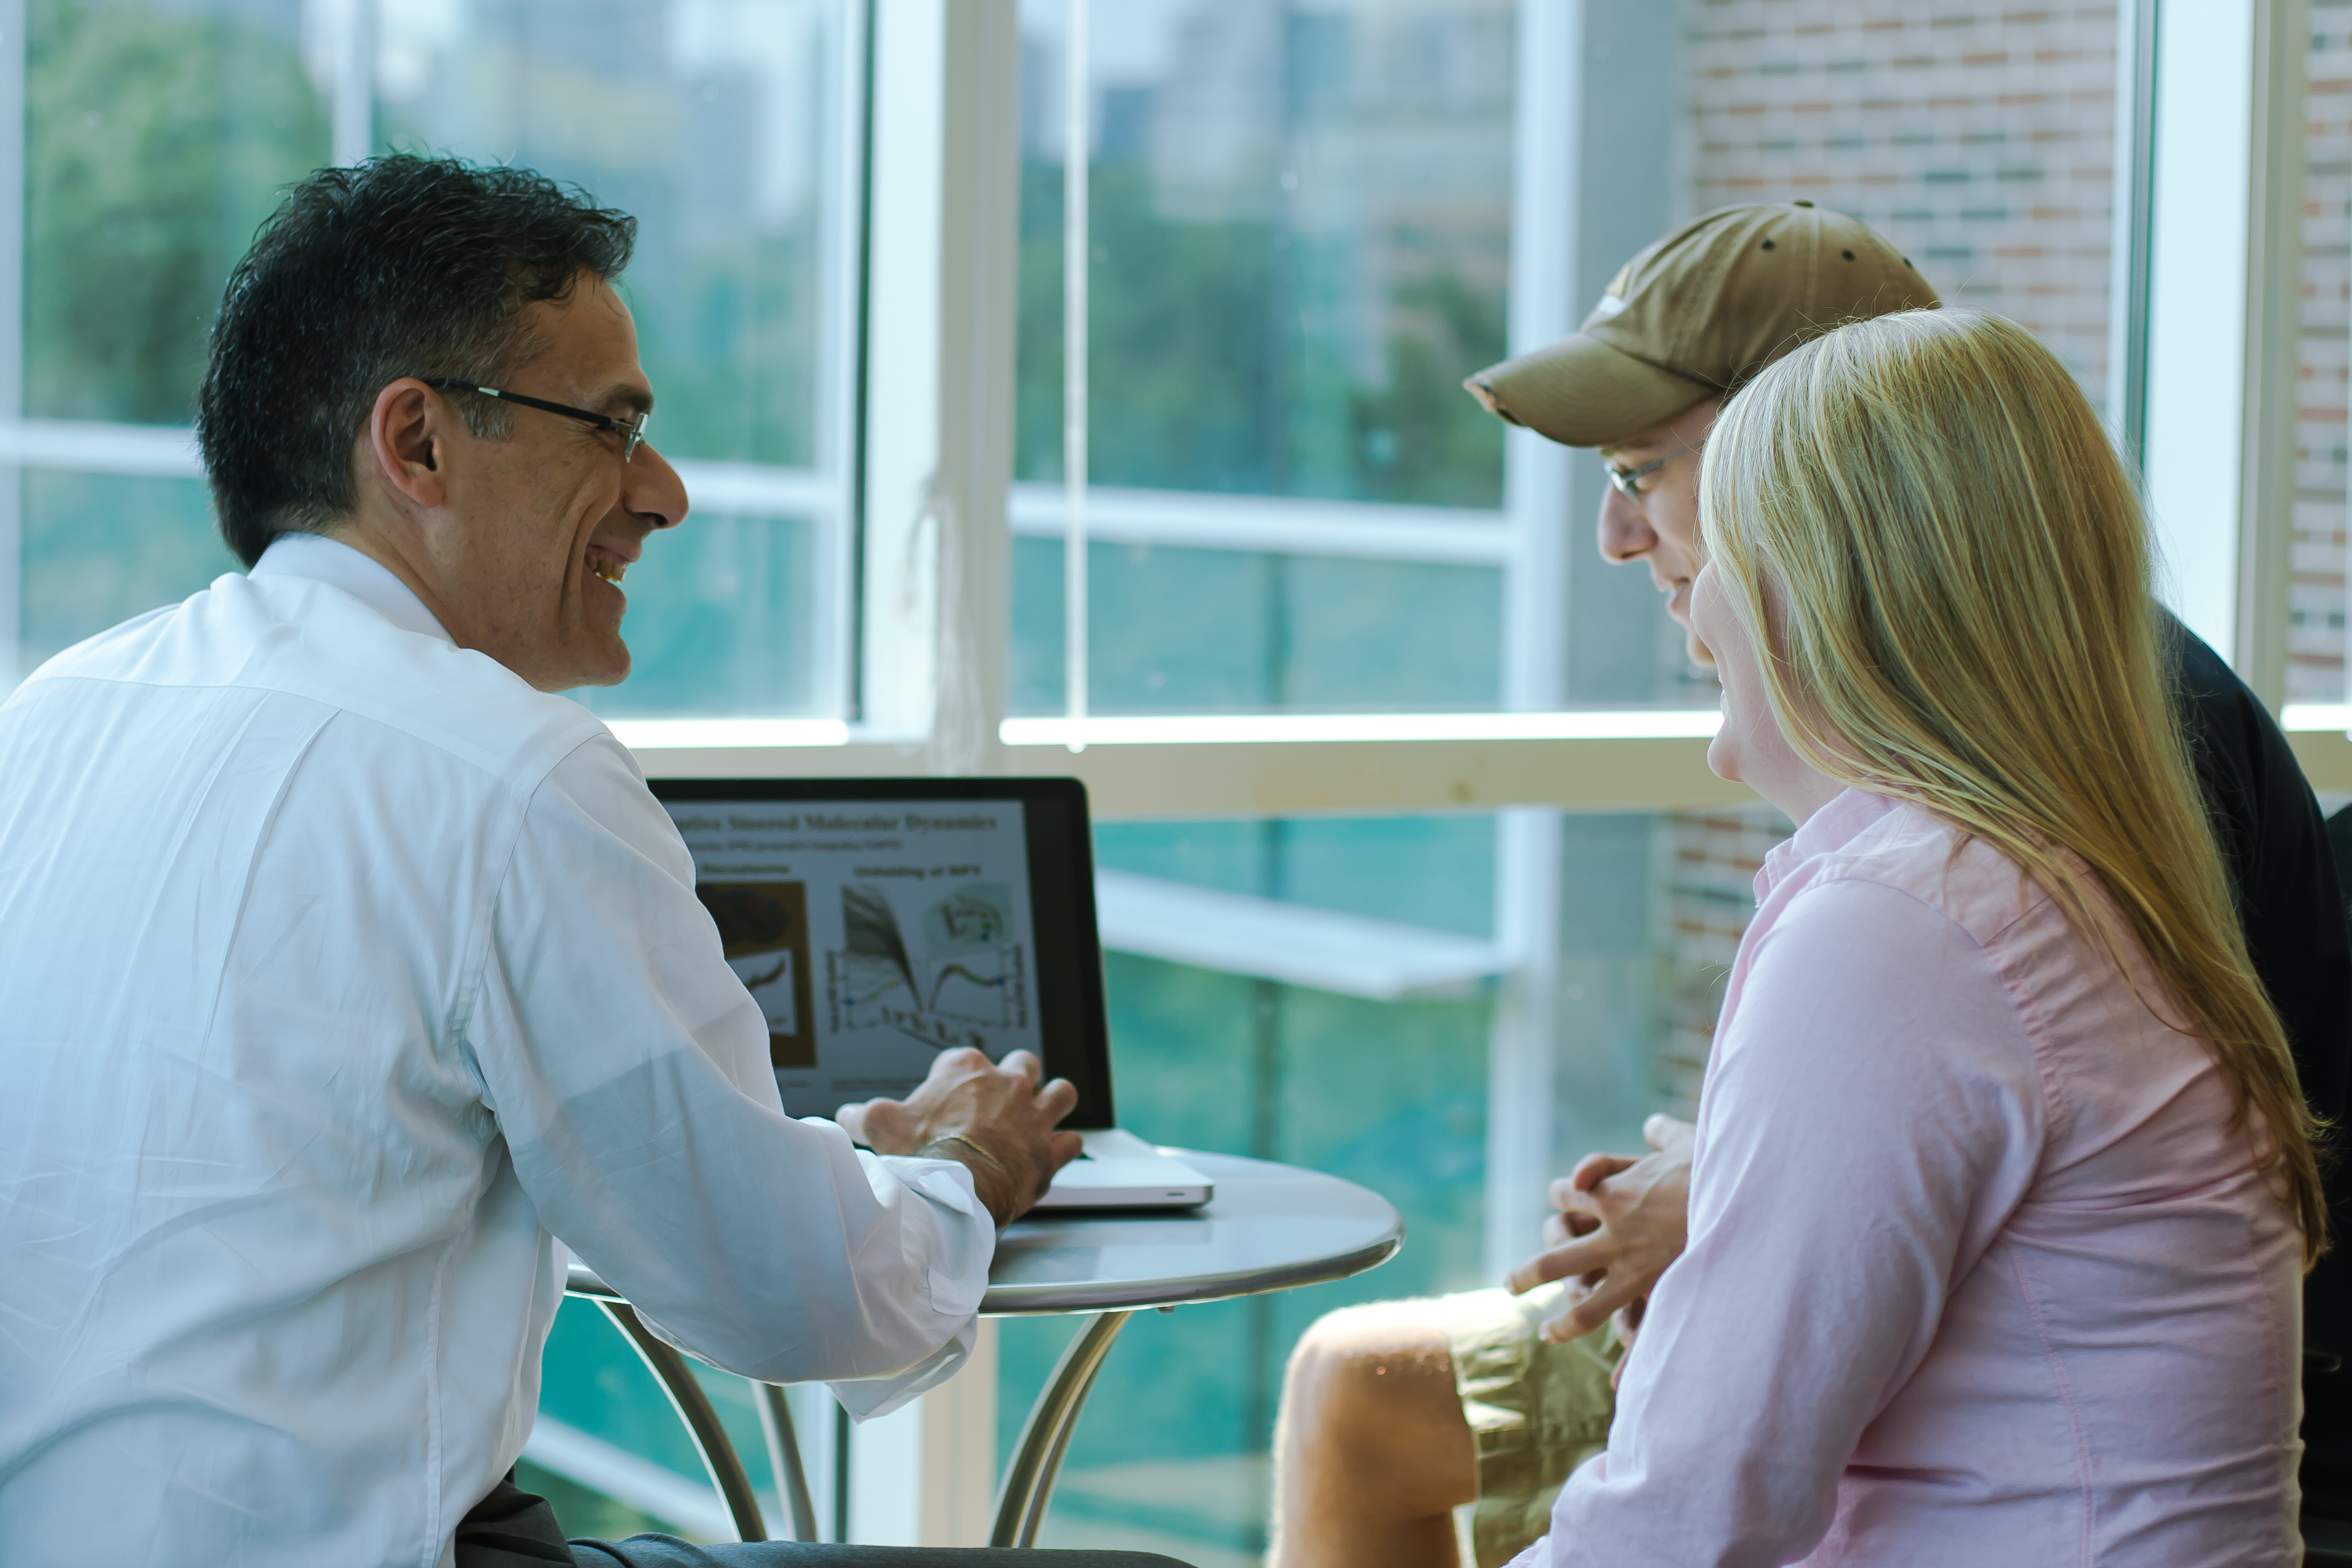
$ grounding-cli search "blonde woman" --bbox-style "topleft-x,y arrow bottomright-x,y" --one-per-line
1526,309 -> 2319,1566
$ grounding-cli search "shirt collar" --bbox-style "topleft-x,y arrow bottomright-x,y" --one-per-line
249,532 -> 454,645
1754,786 -> 1896,903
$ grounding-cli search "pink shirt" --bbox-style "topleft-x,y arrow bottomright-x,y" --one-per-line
1537,789 -> 2303,1567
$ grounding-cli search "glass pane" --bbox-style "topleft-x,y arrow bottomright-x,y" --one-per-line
2295,7 -> 2350,702
1016,0 -> 1516,507
535,1298 -> 710,1493
1001,964 -> 1492,1562
376,0 -> 843,469
1012,535 -> 1503,713
16,471 -> 238,676
531,1294 -> 842,1542
1097,815 -> 1497,936
25,0 -> 330,425
1001,806 -> 1792,1564
575,512 -> 823,718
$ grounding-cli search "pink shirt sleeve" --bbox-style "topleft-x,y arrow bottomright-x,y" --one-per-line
1546,875 -> 2048,1568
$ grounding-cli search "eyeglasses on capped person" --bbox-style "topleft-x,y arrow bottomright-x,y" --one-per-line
1605,440 -> 1707,500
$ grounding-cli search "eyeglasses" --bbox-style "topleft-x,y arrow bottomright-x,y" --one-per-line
422,378 -> 650,462
1604,442 -> 1704,500
1606,455 -> 1670,498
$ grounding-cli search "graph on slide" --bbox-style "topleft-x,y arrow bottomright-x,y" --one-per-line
696,880 -> 816,1069
826,881 -> 1030,1050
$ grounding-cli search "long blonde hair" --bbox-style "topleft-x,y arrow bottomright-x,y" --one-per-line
1698,307 -> 2325,1264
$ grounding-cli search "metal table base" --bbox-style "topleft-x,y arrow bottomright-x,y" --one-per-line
563,1150 -> 1402,1547
987,1310 -> 1133,1547
571,1280 -> 821,1544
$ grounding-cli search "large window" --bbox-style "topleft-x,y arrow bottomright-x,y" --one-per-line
1,4 -> 2321,720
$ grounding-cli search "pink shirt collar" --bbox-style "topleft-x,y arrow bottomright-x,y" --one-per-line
1754,786 -> 1897,904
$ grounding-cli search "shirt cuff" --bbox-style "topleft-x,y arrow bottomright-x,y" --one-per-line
828,1316 -> 979,1422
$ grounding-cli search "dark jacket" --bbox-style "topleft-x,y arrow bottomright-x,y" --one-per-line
2163,611 -> 2352,1513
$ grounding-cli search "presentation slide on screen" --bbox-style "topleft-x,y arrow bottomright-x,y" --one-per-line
669,799 -> 1040,1117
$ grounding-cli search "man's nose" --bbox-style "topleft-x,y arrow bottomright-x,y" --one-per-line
1597,486 -> 1655,564
626,442 -> 691,531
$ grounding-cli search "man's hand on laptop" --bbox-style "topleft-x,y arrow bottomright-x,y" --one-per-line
835,1049 -> 1084,1226
1504,1113 -> 1696,1353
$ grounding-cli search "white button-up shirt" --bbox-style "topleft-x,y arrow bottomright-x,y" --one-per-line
0,535 -> 995,1567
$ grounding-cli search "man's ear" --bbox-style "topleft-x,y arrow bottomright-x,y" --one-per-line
366,379 -> 454,511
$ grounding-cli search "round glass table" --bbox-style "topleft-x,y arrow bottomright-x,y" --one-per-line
564,1149 -> 1403,1547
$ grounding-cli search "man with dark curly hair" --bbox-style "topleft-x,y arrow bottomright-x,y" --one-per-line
0,156 -> 1132,1568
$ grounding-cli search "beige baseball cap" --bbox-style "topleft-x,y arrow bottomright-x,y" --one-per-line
1464,201 -> 1942,448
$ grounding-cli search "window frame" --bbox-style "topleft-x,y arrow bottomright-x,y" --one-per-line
1,2 -> 2330,786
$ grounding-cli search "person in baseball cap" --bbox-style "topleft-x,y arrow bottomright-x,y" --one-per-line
1265,202 -> 2352,1568
1468,200 -> 1938,665
1466,200 -> 1938,447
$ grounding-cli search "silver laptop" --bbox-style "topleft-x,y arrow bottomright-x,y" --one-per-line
655,777 -> 1211,1210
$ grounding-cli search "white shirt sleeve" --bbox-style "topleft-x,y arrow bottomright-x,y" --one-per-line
1545,877 -> 2047,1566
460,734 -> 996,1416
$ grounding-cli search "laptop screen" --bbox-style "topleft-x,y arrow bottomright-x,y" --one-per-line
650,778 -> 1115,1127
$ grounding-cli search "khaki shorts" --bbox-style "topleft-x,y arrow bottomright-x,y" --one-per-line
1442,1282 -> 1622,1568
